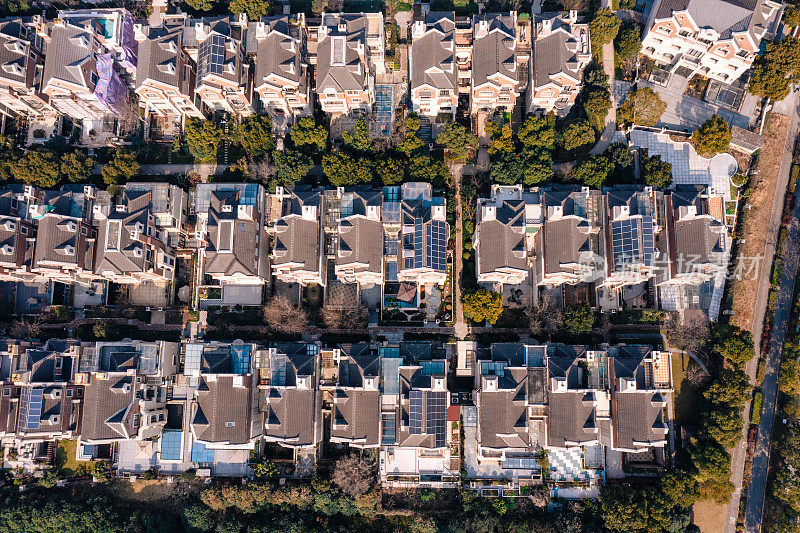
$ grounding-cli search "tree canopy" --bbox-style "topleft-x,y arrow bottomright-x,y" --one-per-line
749,37 -> 800,101
785,4 -> 800,27
407,155 -> 448,188
485,120 -> 515,156
583,87 -> 612,130
692,115 -> 732,157
229,0 -> 270,20
714,324 -> 755,367
374,156 -> 405,185
185,117 -> 221,163
589,8 -> 621,49
341,117 -> 374,153
290,116 -> 328,152
615,21 -> 642,59
235,114 -> 276,159
272,149 -> 313,188
60,151 -> 95,183
13,150 -> 60,189
562,304 -> 595,335
641,155 -> 672,188
436,121 -> 478,162
101,149 -> 139,187
462,288 -> 503,325
397,115 -> 425,157
323,151 -> 373,186
561,120 -> 596,153
518,115 -> 556,151
617,87 -> 667,128
573,154 -> 612,188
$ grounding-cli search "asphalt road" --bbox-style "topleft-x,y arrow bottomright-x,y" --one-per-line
743,121 -> 800,532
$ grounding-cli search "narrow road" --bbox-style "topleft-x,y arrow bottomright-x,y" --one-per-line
590,0 -> 617,155
451,162 -> 468,339
744,119 -> 800,532
727,94 -> 799,533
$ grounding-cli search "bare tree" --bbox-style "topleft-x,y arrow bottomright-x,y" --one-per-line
321,304 -> 368,329
10,316 -> 44,340
262,295 -> 308,333
686,361 -> 711,388
331,454 -> 375,498
527,293 -> 562,336
116,94 -> 142,137
664,310 -> 710,357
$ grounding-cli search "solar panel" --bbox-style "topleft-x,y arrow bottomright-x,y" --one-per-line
24,387 -> 43,430
381,413 -> 396,445
641,216 -> 655,266
611,219 -> 643,269
413,218 -> 424,268
409,390 -> 424,434
426,220 -> 447,271
426,391 -> 447,447
199,34 -> 225,78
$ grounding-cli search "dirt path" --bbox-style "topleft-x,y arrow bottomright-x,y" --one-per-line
451,162 -> 468,339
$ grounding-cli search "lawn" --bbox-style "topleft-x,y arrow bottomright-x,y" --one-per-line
56,439 -> 87,477
671,352 -> 704,427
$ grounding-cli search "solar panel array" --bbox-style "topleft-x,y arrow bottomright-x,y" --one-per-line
21,387 -> 43,430
413,218 -> 424,268
611,219 -> 641,270
199,34 -> 225,78
427,391 -> 447,448
641,216 -> 655,266
409,390 -> 424,435
426,220 -> 447,271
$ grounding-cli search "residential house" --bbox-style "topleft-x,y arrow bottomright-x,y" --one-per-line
474,185 -> 534,288
134,14 -> 204,141
528,11 -> 591,115
92,187 -> 177,284
599,185 -> 666,311
311,12 -> 384,115
271,186 -> 325,287
608,345 -> 671,462
124,182 -> 187,247
30,185 -> 98,284
195,183 -> 268,307
640,0 -> 783,84
659,185 -> 729,315
0,340 -> 86,450
332,188 -> 383,287
0,185 -> 37,282
409,12 -> 458,118
0,17 -> 57,121
325,343 -> 381,449
41,17 -> 128,123
471,12 -> 519,114
397,182 -> 449,288
57,8 -> 138,76
536,186 -> 604,290
77,340 -> 179,445
251,15 -> 311,120
187,16 -> 253,117
380,341 -> 456,487
185,342 -> 261,458
262,342 -> 321,464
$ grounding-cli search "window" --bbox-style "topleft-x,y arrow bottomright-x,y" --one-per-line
687,49 -> 702,57
225,421 -> 235,428
3,388 -> 9,396
90,72 -> 98,85
737,50 -> 749,58
66,389 -> 73,397
81,227 -> 87,235
418,90 -> 433,99
20,226 -> 27,235
159,414 -> 165,421
150,415 -> 157,424
657,26 -> 671,34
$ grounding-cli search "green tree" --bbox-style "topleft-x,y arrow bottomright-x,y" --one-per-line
617,87 -> 667,127
562,304 -> 595,335
185,0 -> 214,11
661,467 -> 700,509
375,156 -> 405,185
749,37 -> 800,101
272,149 -> 313,188
462,288 -> 503,325
692,115 -> 732,157
715,325 -> 754,367
615,21 -> 642,59
182,504 -> 215,533
229,0 -> 269,20
607,142 -> 634,181
583,87 -> 612,130
290,116 -> 328,152
407,155 -> 448,188
704,366 -> 752,407
252,458 -> 278,480
518,115 -> 555,151
641,155 -> 672,188
60,151 -> 95,183
235,114 -> 276,159
323,151 -> 373,186
13,150 -> 60,188
779,355 -> 800,397
436,121 -> 478,162
185,117 -> 222,163
561,120 -> 596,153
342,117 -> 373,153
490,153 -> 525,185
589,8 -> 621,49
0,0 -> 28,15
92,461 -> 111,482
485,120 -> 515,155
92,320 -> 118,340
583,59 -> 609,89
398,114 -> 425,157
573,154 -> 612,188
522,152 -> 554,185
785,4 -> 800,27
691,440 -> 731,483
101,149 -> 140,187
700,404 -> 745,447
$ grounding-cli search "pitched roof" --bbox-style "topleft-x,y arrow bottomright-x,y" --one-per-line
253,16 -> 306,91
273,189 -> 321,272
654,0 -> 778,41
42,20 -> 98,91
477,199 -> 527,275
533,13 -> 588,88
315,13 -> 369,93
204,190 -> 261,277
477,366 -> 530,449
411,12 -> 458,92
471,13 -> 517,88
193,374 -> 253,445
94,190 -> 155,277
135,21 -> 195,98
80,374 -> 135,442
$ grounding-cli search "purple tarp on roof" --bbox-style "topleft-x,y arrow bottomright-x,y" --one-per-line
94,53 -> 127,115
120,9 -> 138,70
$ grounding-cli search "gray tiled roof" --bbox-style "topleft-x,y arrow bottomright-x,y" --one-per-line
32,190 -> 95,272
81,374 -> 135,442
471,13 -> 516,88
547,390 -> 598,447
42,20 -> 98,91
0,18 -> 36,88
533,13 -> 586,88
477,366 -> 530,449
193,374 -> 253,445
94,190 -> 154,277
410,12 -> 457,92
253,17 -> 306,93
273,189 -> 321,272
315,13 -> 368,93
654,0 -> 778,41
135,21 -> 196,99
477,199 -> 527,275
204,190 -> 261,277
